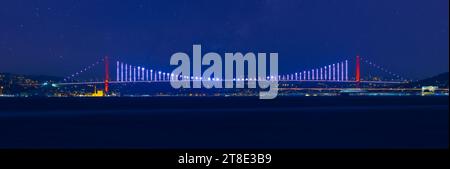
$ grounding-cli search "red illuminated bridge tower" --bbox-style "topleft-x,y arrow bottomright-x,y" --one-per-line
356,55 -> 361,87
104,55 -> 109,95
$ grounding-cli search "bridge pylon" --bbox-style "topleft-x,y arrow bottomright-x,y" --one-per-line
104,55 -> 109,95
356,55 -> 361,87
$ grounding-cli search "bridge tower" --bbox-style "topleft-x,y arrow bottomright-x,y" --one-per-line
356,55 -> 361,87
104,55 -> 109,95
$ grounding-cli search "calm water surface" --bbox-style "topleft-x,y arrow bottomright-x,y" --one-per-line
0,96 -> 448,149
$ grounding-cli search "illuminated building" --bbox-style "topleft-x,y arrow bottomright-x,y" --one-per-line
421,86 -> 438,96
89,85 -> 104,97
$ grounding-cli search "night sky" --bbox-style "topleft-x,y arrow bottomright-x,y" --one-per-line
0,0 -> 448,80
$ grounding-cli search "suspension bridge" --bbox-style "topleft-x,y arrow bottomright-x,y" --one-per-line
57,55 -> 409,94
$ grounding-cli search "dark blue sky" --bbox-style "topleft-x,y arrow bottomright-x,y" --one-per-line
0,0 -> 448,79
